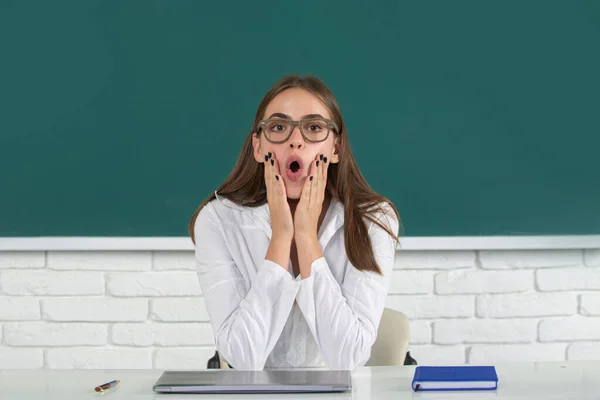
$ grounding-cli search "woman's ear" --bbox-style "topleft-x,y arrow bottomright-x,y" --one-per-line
329,138 -> 340,164
252,133 -> 264,163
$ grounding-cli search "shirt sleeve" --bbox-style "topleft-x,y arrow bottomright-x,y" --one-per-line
194,203 -> 300,370
294,204 -> 399,370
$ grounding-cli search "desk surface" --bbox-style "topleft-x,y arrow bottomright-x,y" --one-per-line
1,361 -> 599,399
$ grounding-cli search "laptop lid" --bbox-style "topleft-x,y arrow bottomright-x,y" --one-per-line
153,370 -> 352,394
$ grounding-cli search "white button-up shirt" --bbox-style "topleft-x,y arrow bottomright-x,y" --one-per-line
193,192 -> 399,370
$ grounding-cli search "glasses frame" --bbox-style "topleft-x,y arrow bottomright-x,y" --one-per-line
258,117 -> 339,144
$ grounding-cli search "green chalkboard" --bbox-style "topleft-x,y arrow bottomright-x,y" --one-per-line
1,0 -> 599,237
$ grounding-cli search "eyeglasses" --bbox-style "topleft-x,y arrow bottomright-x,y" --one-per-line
258,117 -> 339,144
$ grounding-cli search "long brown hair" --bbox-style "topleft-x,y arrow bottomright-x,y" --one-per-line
189,75 -> 401,274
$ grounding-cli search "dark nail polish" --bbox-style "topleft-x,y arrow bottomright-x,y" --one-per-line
324,157 -> 328,163
320,154 -> 323,161
270,159 -> 274,166
275,175 -> 279,181
264,155 -> 268,162
268,152 -> 272,159
310,176 -> 313,181
316,160 -> 319,167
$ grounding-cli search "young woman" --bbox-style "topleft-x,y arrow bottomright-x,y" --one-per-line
189,75 -> 400,370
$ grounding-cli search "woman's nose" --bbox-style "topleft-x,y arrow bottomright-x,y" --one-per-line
288,126 -> 304,149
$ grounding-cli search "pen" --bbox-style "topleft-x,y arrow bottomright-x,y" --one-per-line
94,380 -> 120,393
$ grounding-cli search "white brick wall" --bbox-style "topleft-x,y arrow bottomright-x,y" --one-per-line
433,319 -> 537,344
0,249 -> 598,369
1,270 -> 104,295
468,343 -> 567,364
4,322 -> 108,346
580,294 -> 600,316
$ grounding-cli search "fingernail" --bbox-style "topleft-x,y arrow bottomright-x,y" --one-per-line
264,155 -> 268,162
316,160 -> 319,167
324,157 -> 328,163
310,176 -> 313,181
275,175 -> 279,181
320,154 -> 323,161
270,159 -> 274,166
268,152 -> 272,159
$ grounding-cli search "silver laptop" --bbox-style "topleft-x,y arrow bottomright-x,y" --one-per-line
153,370 -> 352,394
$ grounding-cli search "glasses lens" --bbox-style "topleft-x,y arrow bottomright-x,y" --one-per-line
301,119 -> 329,142
264,119 -> 291,142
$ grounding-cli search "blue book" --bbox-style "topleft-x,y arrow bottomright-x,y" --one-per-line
412,366 -> 498,391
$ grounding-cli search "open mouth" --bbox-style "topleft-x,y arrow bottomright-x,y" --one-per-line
286,157 -> 304,181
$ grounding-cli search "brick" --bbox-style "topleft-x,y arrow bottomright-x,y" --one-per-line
154,347 -> 219,370
0,251 -> 45,269
567,342 -> 600,360
47,251 -> 151,271
151,298 -> 209,321
0,348 -> 44,368
435,270 -> 533,294
388,271 -> 435,294
468,344 -> 566,364
4,322 -> 107,346
0,298 -> 40,320
434,319 -> 537,344
107,272 -> 202,297
46,347 -> 152,369
478,250 -> 581,269
407,345 -> 466,365
153,251 -> 196,270
580,294 -> 600,316
386,295 -> 474,319
409,321 -> 432,344
477,293 -> 576,318
537,268 -> 600,291
584,250 -> 600,266
112,322 -> 214,346
539,317 -> 600,341
1,270 -> 104,295
394,251 -> 475,270
42,298 -> 148,322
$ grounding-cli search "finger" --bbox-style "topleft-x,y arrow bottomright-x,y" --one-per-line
270,153 -> 285,196
320,153 -> 328,198
299,168 -> 312,206
313,154 -> 321,203
264,152 -> 274,197
305,156 -> 318,205
311,157 -> 319,205
263,152 -> 269,184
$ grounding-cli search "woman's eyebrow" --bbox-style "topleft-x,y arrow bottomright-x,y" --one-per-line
266,113 -> 327,120
302,113 -> 325,119
267,113 -> 290,119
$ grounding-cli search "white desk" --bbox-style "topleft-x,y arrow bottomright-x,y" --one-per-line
1,361 -> 599,399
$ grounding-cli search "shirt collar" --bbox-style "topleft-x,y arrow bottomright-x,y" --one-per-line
215,191 -> 345,248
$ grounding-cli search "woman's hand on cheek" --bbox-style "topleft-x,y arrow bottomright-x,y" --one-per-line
294,153 -> 328,240
264,152 -> 294,242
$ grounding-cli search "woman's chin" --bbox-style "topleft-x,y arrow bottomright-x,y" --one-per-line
284,185 -> 303,200
283,176 -> 307,200
285,191 -> 302,200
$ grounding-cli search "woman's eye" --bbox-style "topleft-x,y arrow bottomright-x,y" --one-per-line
304,121 -> 327,133
267,121 -> 288,132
